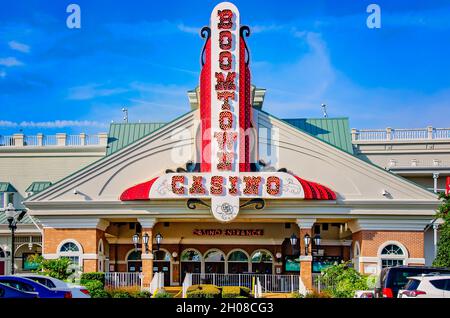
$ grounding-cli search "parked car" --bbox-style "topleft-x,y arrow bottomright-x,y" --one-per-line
0,282 -> 39,298
16,274 -> 90,298
398,274 -> 450,298
0,276 -> 72,298
375,266 -> 450,298
354,290 -> 375,298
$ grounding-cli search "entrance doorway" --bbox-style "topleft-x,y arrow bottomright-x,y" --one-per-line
153,250 -> 171,286
251,250 -> 274,274
227,250 -> 249,274
204,249 -> 225,274
126,250 -> 142,272
180,249 -> 201,281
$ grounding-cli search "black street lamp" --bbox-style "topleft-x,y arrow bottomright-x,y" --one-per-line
1,203 -> 26,274
155,233 -> 163,251
132,233 -> 140,251
289,233 -> 298,254
142,233 -> 150,253
303,234 -> 311,256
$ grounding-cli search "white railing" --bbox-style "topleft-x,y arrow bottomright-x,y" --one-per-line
0,133 -> 107,147
67,134 -> 81,146
312,273 -> 336,293
0,135 -> 14,146
149,272 -> 164,295
182,273 -> 192,298
191,273 -> 299,293
42,135 -> 57,146
254,277 -> 263,298
105,272 -> 142,288
298,276 -> 308,295
388,159 -> 450,169
352,127 -> 450,141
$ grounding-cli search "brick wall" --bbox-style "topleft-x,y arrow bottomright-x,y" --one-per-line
356,230 -> 424,258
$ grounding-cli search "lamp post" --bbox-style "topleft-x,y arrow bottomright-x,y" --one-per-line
132,233 -> 140,252
142,233 -> 150,253
0,203 -> 26,274
303,234 -> 311,256
289,233 -> 298,254
155,233 -> 163,251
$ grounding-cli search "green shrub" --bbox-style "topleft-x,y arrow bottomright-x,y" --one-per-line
222,286 -> 250,298
84,280 -> 109,298
154,291 -> 173,298
80,272 -> 105,287
28,255 -> 73,280
134,291 -> 151,298
320,261 -> 369,298
304,290 -> 332,298
187,284 -> 221,298
290,291 -> 304,298
111,291 -> 133,298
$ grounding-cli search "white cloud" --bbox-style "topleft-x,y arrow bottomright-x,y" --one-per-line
67,83 -> 129,100
8,41 -> 30,53
177,23 -> 200,35
0,120 -> 108,128
0,57 -> 24,67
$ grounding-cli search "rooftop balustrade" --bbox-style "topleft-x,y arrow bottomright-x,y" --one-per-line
352,127 -> 450,142
0,133 -> 108,147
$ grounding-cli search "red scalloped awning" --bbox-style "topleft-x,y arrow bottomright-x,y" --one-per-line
294,176 -> 336,200
120,177 -> 158,201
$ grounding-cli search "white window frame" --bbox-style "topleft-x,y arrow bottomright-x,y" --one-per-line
57,239 -> 83,269
377,241 -> 408,272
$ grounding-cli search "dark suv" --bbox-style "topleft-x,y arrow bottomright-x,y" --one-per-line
375,266 -> 450,298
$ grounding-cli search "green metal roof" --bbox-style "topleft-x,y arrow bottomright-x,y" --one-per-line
26,181 -> 52,194
106,122 -> 167,155
0,182 -> 17,193
282,117 -> 354,154
105,117 -> 353,156
0,212 -> 34,225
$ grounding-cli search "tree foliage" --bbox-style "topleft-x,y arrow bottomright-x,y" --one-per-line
433,193 -> 450,267
27,254 -> 73,280
320,261 -> 371,298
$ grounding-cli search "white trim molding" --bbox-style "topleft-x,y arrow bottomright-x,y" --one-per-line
39,217 -> 110,230
296,218 -> 316,229
348,218 -> 431,232
137,217 -> 157,229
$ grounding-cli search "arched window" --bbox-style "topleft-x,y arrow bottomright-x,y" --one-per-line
227,250 -> 249,274
379,243 -> 406,269
181,249 -> 202,262
126,250 -> 142,272
58,241 -> 82,268
180,249 -> 201,280
154,250 -> 171,262
251,250 -> 273,274
204,249 -> 225,274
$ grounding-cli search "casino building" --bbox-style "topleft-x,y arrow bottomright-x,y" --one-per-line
6,2 -> 442,289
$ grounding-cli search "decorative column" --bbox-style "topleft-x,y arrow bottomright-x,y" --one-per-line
296,218 -> 316,291
138,218 -> 156,289
433,173 -> 439,193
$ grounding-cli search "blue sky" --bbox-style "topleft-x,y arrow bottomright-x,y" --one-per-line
1,0 -> 450,135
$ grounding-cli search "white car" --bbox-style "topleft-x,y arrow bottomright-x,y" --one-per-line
16,274 -> 91,298
398,274 -> 450,298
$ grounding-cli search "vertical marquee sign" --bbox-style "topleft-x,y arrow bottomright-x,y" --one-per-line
209,3 -> 241,221
120,2 -> 337,223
